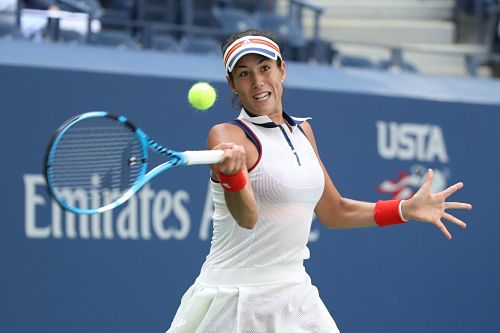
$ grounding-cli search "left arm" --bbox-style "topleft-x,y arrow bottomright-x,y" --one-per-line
301,121 -> 377,229
301,121 -> 472,239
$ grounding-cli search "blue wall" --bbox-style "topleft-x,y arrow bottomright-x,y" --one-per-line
1,40 -> 500,333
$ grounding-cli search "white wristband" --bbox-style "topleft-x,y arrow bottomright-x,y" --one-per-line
398,200 -> 408,222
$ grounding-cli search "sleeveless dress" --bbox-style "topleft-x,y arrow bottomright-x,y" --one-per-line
166,109 -> 340,333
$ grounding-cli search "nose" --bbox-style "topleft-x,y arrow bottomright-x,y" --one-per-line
252,72 -> 264,89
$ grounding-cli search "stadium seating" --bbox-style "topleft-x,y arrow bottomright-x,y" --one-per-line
379,59 -> 419,73
179,35 -> 221,55
211,7 -> 258,37
336,55 -> 378,70
489,2 -> 500,53
56,29 -> 86,44
228,0 -> 275,13
302,38 -> 336,64
0,22 -> 25,40
89,30 -> 140,49
151,34 -> 182,52
253,11 -> 306,60
6,0 -> 498,77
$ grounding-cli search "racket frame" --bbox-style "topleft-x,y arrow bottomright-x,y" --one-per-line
44,112 -> 221,215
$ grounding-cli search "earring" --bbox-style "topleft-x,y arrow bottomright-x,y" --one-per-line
234,91 -> 238,95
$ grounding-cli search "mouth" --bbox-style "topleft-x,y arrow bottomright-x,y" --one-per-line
253,91 -> 271,102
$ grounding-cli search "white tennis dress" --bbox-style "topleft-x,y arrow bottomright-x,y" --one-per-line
166,109 -> 340,333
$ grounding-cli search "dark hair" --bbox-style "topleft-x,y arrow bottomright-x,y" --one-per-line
222,29 -> 283,82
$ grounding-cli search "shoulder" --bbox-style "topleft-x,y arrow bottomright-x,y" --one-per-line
209,122 -> 246,138
299,119 -> 313,132
298,120 -> 322,156
298,120 -> 316,142
208,122 -> 248,148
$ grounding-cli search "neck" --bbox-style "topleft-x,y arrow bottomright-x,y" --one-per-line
267,110 -> 284,125
244,107 -> 284,125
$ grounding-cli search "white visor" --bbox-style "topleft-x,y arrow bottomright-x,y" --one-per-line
223,35 -> 282,72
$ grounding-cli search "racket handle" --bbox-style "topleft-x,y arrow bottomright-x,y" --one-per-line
184,150 -> 224,165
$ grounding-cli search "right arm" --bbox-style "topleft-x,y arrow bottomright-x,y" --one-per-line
207,123 -> 259,229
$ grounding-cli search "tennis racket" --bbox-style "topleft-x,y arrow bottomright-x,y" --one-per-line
44,111 -> 223,215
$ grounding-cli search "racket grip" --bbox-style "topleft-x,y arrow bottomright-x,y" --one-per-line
184,150 -> 224,165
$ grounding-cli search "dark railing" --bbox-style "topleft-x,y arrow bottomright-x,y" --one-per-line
454,0 -> 500,43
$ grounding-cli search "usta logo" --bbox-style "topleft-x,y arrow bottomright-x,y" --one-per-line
376,121 -> 450,199
376,121 -> 449,162
378,165 -> 448,200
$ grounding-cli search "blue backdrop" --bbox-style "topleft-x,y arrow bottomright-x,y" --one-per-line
1,40 -> 499,333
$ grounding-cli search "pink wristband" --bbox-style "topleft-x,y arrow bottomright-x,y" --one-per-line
374,199 -> 406,227
217,171 -> 247,192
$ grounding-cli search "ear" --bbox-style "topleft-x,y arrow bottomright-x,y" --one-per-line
226,74 -> 236,92
280,60 -> 287,82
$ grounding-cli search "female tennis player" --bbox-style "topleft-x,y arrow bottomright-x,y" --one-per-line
165,29 -> 472,332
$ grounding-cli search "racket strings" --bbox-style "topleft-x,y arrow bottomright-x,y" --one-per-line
48,117 -> 145,210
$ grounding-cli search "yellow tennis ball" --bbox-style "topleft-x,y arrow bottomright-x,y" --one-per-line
188,82 -> 217,111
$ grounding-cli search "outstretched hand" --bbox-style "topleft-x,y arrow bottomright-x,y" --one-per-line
402,169 -> 472,240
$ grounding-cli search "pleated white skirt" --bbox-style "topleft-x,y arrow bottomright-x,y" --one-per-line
165,263 -> 340,333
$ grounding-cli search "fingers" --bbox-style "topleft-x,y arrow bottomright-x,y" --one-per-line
215,143 -> 247,175
445,202 -> 472,210
214,142 -> 234,150
434,220 -> 452,240
422,168 -> 434,191
431,209 -> 469,240
443,212 -> 467,229
440,182 -> 464,199
428,204 -> 469,240
416,172 -> 470,240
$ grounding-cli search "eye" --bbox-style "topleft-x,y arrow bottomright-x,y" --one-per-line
261,65 -> 270,72
238,70 -> 250,77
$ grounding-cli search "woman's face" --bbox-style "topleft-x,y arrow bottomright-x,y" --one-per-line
228,53 -> 286,118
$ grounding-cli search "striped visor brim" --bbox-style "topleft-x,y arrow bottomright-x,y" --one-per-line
224,36 -> 282,72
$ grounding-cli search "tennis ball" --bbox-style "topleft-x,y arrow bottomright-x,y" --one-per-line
188,82 -> 217,111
